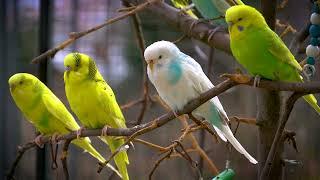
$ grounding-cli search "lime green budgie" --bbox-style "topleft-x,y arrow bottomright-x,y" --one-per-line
226,5 -> 320,114
63,53 -> 129,180
8,73 -> 121,176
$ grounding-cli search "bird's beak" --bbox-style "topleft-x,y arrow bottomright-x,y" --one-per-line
9,84 -> 16,92
147,59 -> 154,71
65,65 -> 72,71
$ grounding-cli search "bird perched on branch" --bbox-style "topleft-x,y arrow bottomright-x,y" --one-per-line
8,73 -> 120,177
226,5 -> 320,114
144,41 -> 257,164
63,53 -> 129,180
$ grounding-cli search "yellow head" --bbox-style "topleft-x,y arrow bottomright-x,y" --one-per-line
8,73 -> 40,94
8,73 -> 43,108
64,52 -> 97,81
225,5 -> 267,38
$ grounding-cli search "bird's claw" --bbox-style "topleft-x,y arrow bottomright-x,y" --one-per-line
253,75 -> 261,87
101,125 -> 110,136
173,110 -> 180,118
34,135 -> 44,148
207,26 -> 224,42
76,126 -> 85,139
177,3 -> 195,16
50,133 -> 60,144
129,141 -> 135,150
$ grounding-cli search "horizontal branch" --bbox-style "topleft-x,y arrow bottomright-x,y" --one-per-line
222,74 -> 320,94
7,74 -> 320,178
9,75 -> 320,150
124,0 -> 231,53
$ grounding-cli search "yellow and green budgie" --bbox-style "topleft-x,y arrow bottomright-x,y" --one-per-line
226,5 -> 320,114
63,53 -> 130,180
8,73 -> 121,176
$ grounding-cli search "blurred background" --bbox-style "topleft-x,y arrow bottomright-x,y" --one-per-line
1,0 -> 319,179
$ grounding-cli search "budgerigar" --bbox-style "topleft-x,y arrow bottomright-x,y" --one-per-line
8,73 -> 120,176
226,5 -> 320,114
144,41 -> 257,164
63,53 -> 130,180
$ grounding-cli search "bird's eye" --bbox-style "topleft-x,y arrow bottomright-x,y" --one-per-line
238,18 -> 243,21
19,81 -> 23,85
158,55 -> 162,59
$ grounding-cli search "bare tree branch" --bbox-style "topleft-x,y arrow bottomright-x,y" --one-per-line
61,140 -> 71,180
123,0 -> 231,53
259,92 -> 304,180
130,7 -> 149,125
31,0 -> 161,64
7,74 -> 320,178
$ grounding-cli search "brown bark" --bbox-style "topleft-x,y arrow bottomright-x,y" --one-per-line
258,1 -> 283,179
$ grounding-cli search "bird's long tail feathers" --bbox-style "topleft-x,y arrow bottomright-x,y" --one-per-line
298,76 -> 320,115
219,125 -> 258,164
102,137 -> 129,180
213,126 -> 227,142
303,94 -> 320,115
72,138 -> 122,178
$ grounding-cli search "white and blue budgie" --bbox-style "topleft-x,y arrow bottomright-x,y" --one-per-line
144,41 -> 257,164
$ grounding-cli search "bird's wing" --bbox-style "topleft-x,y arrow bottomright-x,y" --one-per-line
212,0 -> 231,14
183,55 -> 230,121
183,55 -> 214,93
96,80 -> 127,128
42,93 -> 80,131
267,28 -> 302,72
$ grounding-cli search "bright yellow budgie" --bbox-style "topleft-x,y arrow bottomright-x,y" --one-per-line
8,73 -> 120,177
226,5 -> 320,114
63,53 -> 129,180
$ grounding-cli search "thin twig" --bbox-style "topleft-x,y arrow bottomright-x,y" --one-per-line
172,34 -> 187,44
6,142 -> 36,180
31,0 -> 161,64
133,138 -> 167,151
131,8 -> 149,125
120,97 -> 145,110
61,140 -> 71,180
50,143 -> 59,169
259,92 -> 305,180
229,116 -> 257,126
180,116 -> 220,175
148,149 -> 173,180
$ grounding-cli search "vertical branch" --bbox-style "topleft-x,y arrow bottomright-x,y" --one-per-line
130,6 -> 149,125
61,140 -> 71,180
258,1 -> 282,179
259,93 -> 302,180
6,142 -> 36,180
